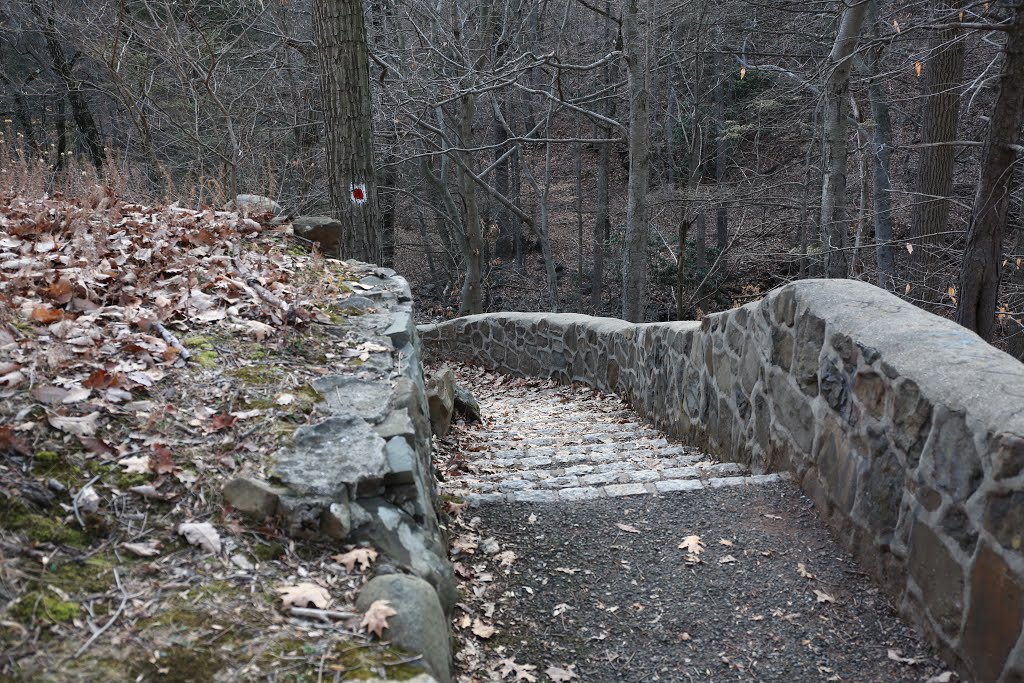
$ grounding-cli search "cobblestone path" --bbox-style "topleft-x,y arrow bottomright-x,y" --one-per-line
443,369 -> 789,505
439,366 -> 948,682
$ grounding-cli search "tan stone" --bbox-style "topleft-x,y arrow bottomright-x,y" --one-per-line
963,544 -> 1023,682
908,520 -> 964,637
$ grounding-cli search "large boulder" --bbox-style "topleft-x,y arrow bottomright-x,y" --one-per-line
454,385 -> 481,423
292,216 -> 342,257
426,366 -> 456,437
355,574 -> 452,683
227,194 -> 282,216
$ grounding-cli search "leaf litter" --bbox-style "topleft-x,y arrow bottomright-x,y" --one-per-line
0,191 -> 410,679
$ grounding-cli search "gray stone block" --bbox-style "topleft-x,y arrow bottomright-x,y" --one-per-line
312,375 -> 392,424
356,575 -> 452,683
222,475 -> 286,519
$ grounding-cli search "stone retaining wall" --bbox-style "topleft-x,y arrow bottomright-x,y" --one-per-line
419,279 -> 1024,682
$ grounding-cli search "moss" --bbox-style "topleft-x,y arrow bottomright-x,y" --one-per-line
34,450 -> 60,464
230,365 -> 281,385
329,642 -> 427,680
48,556 -> 116,593
182,335 -> 216,349
1,507 -> 89,547
141,605 -> 208,630
9,591 -> 79,623
194,350 -> 219,368
252,542 -> 285,561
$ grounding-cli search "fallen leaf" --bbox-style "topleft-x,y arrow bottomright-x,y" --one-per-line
615,523 -> 641,534
275,393 -> 296,405
925,673 -> 955,683
678,534 -> 705,561
495,550 -> 517,567
31,306 -> 64,323
47,412 -> 101,437
210,412 -> 238,432
34,385 -> 69,405
118,455 -> 151,474
472,618 -> 496,639
545,664 -> 578,682
150,446 -> 175,474
333,547 -> 379,573
797,563 -> 815,579
122,541 -> 162,557
177,522 -> 221,553
278,582 -> 331,609
497,657 -> 538,682
813,589 -> 835,604
360,599 -> 398,638
718,539 -> 734,547
718,554 -> 738,565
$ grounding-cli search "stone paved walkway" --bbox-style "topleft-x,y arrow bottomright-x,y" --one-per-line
443,370 -> 789,505
439,366 -> 949,682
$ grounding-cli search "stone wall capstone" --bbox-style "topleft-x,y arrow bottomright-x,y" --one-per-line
418,278 -> 1024,682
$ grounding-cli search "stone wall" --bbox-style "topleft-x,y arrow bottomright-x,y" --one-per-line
419,278 -> 1024,682
223,263 -> 453,683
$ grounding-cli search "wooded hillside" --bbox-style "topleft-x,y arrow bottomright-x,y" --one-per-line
2,0 -> 1023,359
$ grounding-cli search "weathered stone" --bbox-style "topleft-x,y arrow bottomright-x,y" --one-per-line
350,498 -> 458,617
426,366 -> 456,437
274,415 -> 388,499
384,437 -> 417,486
908,520 -> 964,637
819,359 -> 850,412
322,500 -> 352,540
928,410 -> 983,503
375,409 -> 416,441
356,575 -> 452,683
892,379 -> 931,465
767,371 -> 814,453
229,193 -> 283,215
994,433 -> 1024,480
941,506 -> 975,554
312,375 -> 392,424
853,371 -> 885,418
384,311 -> 414,348
984,490 -> 1024,553
963,544 -> 1023,683
454,385 -> 481,422
292,216 -> 341,256
222,475 -> 286,519
791,314 -> 825,394
816,417 -> 860,515
858,449 -> 902,537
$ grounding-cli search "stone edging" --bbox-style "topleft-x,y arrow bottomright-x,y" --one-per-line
224,263 -> 452,683
419,278 -> 1024,683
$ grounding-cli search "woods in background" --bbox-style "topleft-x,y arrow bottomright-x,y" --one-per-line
2,0 -> 1023,358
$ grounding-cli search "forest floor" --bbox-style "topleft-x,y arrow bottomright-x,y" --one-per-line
435,364 -> 957,683
0,194 -> 424,681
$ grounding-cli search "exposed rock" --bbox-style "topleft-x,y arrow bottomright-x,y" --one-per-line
227,194 -> 282,216
426,366 -> 456,437
222,475 -> 286,519
350,498 -> 457,618
274,415 -> 388,499
356,574 -> 452,683
454,385 -> 482,422
292,216 -> 341,257
963,544 -> 1023,682
375,409 -> 416,442
312,375 -> 392,424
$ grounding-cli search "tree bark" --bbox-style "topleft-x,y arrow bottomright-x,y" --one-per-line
867,0 -> 895,290
314,0 -> 382,263
820,0 -> 868,278
909,0 -> 966,303
621,0 -> 650,322
956,1 -> 1024,341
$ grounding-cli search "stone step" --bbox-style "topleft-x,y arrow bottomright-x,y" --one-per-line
460,472 -> 792,505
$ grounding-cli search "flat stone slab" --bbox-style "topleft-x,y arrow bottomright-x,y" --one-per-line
313,375 -> 392,424
274,414 -> 388,498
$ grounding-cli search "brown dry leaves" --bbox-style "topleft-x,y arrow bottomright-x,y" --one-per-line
360,599 -> 398,638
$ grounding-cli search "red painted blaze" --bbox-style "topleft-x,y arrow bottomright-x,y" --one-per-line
351,186 -> 365,201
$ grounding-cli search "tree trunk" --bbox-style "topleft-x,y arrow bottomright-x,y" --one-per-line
867,0 -> 895,290
909,0 -> 966,303
820,0 -> 868,278
621,0 -> 650,322
956,0 -> 1024,341
457,93 -> 485,315
314,0 -> 382,263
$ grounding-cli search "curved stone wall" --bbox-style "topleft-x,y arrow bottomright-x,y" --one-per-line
419,278 -> 1024,682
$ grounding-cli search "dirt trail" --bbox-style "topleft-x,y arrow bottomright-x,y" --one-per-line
440,366 -> 951,683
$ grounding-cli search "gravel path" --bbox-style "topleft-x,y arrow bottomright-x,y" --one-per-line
442,367 -> 952,682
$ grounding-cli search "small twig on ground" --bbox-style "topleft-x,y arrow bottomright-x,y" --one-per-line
289,606 -> 357,622
66,569 -> 138,661
230,243 -> 313,323
71,475 -> 101,529
151,321 -> 191,362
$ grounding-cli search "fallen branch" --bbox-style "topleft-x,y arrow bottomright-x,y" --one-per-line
152,321 -> 191,362
230,243 -> 314,323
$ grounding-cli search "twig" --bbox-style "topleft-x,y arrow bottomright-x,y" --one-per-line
230,243 -> 314,323
288,606 -> 357,622
152,321 -> 191,362
71,475 -> 101,530
66,569 -> 136,661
